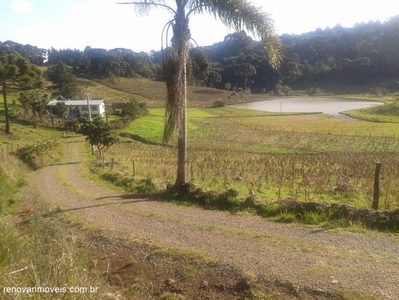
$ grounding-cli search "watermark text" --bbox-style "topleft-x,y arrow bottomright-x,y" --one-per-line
3,286 -> 99,294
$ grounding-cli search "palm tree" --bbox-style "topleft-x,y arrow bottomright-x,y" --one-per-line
119,0 -> 282,188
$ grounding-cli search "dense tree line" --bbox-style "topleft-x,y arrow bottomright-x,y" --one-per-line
202,15 -> 399,92
0,40 -> 45,65
47,46 -> 159,79
2,14 -> 399,94
280,15 -> 399,87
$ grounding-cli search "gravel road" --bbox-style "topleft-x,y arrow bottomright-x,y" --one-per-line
23,137 -> 399,299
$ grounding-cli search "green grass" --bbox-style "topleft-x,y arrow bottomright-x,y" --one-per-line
344,101 -> 399,123
202,106 -> 310,118
121,107 -> 216,144
0,166 -> 18,214
336,91 -> 399,102
239,114 -> 399,137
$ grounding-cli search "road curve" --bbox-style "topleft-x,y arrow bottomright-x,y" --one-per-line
23,137 -> 399,299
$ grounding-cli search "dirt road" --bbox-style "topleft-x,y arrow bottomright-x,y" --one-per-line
23,137 -> 399,299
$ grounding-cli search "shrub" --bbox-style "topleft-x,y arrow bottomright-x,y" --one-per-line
274,213 -> 296,223
212,100 -> 226,108
372,87 -> 387,96
306,87 -> 323,96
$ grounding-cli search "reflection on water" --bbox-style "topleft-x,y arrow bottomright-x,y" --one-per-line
230,97 -> 383,116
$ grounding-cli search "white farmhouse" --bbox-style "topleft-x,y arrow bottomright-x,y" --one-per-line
47,99 -> 105,118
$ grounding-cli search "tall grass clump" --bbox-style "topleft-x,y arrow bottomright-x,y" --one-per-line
0,166 -> 17,213
15,139 -> 59,170
0,211 -> 109,299
0,218 -> 21,274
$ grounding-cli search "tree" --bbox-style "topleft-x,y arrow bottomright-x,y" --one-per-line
0,49 -> 43,134
79,118 -> 118,158
232,62 -> 257,90
54,102 -> 67,119
19,89 -> 50,123
2,41 -> 46,65
122,98 -> 149,124
46,61 -> 80,99
120,0 -> 282,187
206,70 -> 222,88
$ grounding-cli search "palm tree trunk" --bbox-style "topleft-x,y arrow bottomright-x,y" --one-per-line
174,2 -> 189,187
176,51 -> 187,186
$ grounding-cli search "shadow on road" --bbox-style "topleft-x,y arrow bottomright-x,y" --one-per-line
43,198 -> 150,217
95,191 -> 166,201
48,161 -> 81,166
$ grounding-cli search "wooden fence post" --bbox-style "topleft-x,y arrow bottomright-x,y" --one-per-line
372,162 -> 382,210
132,160 -> 135,176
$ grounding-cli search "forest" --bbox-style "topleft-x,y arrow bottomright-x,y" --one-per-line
1,14 -> 399,95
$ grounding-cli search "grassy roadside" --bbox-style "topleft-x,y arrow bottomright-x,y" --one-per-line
0,128 -> 119,299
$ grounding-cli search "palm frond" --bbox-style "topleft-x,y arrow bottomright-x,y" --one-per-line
187,0 -> 282,69
117,1 -> 175,15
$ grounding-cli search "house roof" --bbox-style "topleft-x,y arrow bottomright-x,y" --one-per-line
47,100 -> 104,106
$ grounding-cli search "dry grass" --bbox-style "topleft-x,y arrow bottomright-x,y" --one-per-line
100,107 -> 399,209
80,77 -> 248,107
102,138 -> 399,209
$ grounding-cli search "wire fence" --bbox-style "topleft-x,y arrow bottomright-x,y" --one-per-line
226,117 -> 398,139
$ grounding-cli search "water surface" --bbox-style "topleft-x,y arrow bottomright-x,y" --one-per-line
231,97 -> 383,116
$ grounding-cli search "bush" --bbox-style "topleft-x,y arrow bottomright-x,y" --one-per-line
372,87 -> 387,96
212,100 -> 226,108
99,171 -> 157,194
306,87 -> 323,96
282,85 -> 292,96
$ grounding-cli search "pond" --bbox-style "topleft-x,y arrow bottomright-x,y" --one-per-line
230,97 -> 384,116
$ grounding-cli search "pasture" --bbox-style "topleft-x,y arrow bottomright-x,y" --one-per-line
104,106 -> 399,210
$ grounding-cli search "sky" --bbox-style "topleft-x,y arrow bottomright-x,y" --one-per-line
1,0 -> 398,53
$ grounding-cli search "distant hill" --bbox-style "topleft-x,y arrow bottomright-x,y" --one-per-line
3,14 -> 399,95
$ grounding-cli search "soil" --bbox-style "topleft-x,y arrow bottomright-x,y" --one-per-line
18,137 -> 399,299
